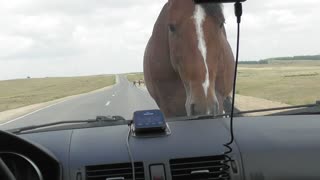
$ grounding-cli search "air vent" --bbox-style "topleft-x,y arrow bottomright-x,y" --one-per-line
170,155 -> 230,180
86,162 -> 145,180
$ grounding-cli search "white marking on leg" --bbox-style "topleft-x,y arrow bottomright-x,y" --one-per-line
185,88 -> 192,116
213,89 -> 220,115
193,5 -> 209,97
213,91 -> 219,114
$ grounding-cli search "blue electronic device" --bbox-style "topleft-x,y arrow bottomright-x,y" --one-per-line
133,109 -> 166,133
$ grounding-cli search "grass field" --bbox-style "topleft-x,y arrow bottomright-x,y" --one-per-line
126,61 -> 320,105
237,61 -> 320,105
2,61 -> 318,112
0,75 -> 115,112
126,73 -> 144,82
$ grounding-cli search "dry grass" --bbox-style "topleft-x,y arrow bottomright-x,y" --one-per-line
0,75 -> 115,112
127,61 -> 320,105
126,73 -> 144,82
237,61 -> 320,105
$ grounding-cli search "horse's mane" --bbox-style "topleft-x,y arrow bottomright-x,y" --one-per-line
201,4 -> 225,25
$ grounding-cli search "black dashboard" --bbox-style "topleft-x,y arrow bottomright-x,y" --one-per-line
1,115 -> 320,180
0,130 -> 61,180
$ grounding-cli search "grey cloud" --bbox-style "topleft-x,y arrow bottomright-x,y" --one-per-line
0,0 -> 167,79
0,0 -> 166,61
7,0 -> 164,15
1,0 -> 319,80
223,0 -> 320,60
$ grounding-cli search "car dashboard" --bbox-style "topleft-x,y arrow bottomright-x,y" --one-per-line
1,115 -> 320,180
0,130 -> 61,180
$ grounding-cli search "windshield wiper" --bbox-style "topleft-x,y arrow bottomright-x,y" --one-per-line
234,100 -> 320,116
9,115 -> 129,134
10,101 -> 319,133
168,113 -> 235,122
169,100 -> 320,121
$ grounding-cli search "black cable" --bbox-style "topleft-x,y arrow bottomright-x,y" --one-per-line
126,123 -> 136,180
224,1 -> 242,157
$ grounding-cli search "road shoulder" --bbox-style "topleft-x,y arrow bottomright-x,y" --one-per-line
0,85 -> 115,124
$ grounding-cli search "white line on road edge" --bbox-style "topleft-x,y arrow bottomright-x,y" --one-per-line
0,78 -> 120,127
0,99 -> 70,126
105,101 -> 111,106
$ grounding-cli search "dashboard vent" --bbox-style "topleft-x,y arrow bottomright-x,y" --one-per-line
86,162 -> 144,180
170,155 -> 230,180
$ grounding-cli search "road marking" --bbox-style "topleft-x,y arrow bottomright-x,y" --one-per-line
0,78 -> 121,127
105,101 -> 111,106
0,99 -> 70,126
112,94 -> 115,97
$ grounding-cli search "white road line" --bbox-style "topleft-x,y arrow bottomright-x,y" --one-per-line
0,78 -> 120,126
105,101 -> 111,106
0,99 -> 70,126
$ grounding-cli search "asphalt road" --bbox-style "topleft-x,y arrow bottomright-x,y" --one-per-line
0,75 -> 159,130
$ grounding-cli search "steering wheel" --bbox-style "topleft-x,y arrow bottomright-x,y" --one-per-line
0,157 -> 16,180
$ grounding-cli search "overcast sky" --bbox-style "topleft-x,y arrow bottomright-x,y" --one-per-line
0,0 -> 319,80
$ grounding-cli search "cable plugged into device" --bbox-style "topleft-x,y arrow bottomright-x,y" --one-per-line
194,0 -> 246,166
234,1 -> 243,23
126,121 -> 136,180
223,0 -> 243,164
126,110 -> 167,180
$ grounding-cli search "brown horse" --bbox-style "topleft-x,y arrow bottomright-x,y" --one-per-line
144,0 -> 235,118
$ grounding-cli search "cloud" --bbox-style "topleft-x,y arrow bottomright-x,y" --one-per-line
224,0 -> 320,60
0,0 -> 319,79
0,0 -> 167,79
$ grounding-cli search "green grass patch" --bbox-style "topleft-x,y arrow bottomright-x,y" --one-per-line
0,75 -> 115,112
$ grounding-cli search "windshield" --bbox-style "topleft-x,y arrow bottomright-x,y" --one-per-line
0,0 -> 319,131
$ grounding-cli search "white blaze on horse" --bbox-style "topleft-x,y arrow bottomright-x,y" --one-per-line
144,0 -> 235,117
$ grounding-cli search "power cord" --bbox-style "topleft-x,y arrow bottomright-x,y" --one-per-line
126,1 -> 244,179
126,122 -> 136,180
224,0 -> 243,161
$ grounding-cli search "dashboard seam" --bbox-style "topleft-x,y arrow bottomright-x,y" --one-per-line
68,130 -> 74,180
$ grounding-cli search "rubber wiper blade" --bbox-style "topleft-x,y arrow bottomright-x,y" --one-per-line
268,102 -> 320,116
234,100 -> 320,116
96,115 -> 126,121
168,101 -> 320,121
9,120 -> 97,134
168,114 -> 226,122
9,115 -> 129,134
